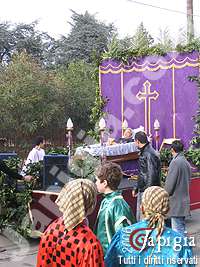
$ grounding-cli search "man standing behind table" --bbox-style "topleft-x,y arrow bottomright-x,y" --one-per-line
132,131 -> 161,221
21,136 -> 45,175
119,128 -> 134,143
164,140 -> 191,235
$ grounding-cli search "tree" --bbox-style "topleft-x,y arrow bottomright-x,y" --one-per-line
0,21 -> 55,65
55,60 -> 97,135
131,22 -> 154,49
177,27 -> 187,45
157,28 -> 174,51
0,52 -> 61,145
0,22 -> 13,63
55,10 -> 116,65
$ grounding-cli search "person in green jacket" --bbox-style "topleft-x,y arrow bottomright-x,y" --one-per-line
94,161 -> 135,255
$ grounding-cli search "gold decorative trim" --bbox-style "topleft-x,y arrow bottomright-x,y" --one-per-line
100,62 -> 199,74
100,56 -> 199,70
99,66 -> 102,95
172,66 -> 176,138
121,70 -> 124,137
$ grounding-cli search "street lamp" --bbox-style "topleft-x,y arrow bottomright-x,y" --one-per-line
99,118 -> 106,161
154,119 -> 160,151
66,118 -> 73,158
122,119 -> 128,136
99,118 -> 106,145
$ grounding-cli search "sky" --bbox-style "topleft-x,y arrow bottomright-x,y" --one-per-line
0,0 -> 200,42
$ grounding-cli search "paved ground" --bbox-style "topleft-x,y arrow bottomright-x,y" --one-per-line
0,209 -> 200,266
186,210 -> 200,265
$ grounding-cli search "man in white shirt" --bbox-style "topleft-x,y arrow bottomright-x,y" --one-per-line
22,136 -> 45,175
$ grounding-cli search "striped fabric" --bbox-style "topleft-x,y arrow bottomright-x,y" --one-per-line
142,186 -> 169,238
56,179 -> 97,231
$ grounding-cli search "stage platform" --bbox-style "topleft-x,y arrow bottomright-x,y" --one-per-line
30,176 -> 200,234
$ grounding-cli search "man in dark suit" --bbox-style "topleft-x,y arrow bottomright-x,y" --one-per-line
132,131 -> 161,221
164,140 -> 191,235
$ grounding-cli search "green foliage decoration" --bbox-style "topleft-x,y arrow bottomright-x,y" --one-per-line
160,146 -> 200,184
46,147 -> 68,155
102,35 -> 200,63
102,37 -> 166,63
159,148 -> 172,167
0,158 -> 35,238
185,148 -> 200,170
88,85 -> 107,141
69,151 -> 101,181
188,76 -> 200,148
176,38 -> 200,54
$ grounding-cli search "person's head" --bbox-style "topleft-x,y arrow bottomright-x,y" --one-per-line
134,131 -> 148,148
56,179 -> 97,231
171,140 -> 184,156
141,186 -> 169,238
124,128 -> 133,139
95,162 -> 122,193
34,136 -> 45,148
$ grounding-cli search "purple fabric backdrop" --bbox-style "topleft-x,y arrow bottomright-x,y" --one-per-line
100,52 -> 199,148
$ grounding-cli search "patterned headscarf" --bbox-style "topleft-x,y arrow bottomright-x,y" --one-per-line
56,179 -> 97,231
142,186 -> 169,238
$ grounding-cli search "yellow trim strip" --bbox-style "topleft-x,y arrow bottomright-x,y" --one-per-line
148,97 -> 151,135
99,66 -> 102,95
100,62 -> 200,74
121,70 -> 124,137
100,56 -> 199,70
172,66 -> 176,138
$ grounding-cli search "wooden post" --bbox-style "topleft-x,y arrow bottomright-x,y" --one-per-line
187,0 -> 194,42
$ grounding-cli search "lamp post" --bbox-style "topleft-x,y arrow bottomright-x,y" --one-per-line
154,119 -> 160,151
122,119 -> 128,136
99,118 -> 106,145
99,118 -> 106,161
66,118 -> 73,158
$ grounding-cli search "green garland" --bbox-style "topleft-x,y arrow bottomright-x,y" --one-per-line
102,43 -> 166,63
101,38 -> 200,62
188,76 -> 200,147
88,85 -> 107,141
0,158 -> 35,238
0,156 -> 45,238
69,152 -> 101,181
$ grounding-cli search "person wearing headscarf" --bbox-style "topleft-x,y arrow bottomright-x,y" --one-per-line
105,186 -> 194,267
36,179 -> 104,267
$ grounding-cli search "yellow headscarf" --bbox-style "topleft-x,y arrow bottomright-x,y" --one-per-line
56,179 -> 97,231
142,186 -> 169,238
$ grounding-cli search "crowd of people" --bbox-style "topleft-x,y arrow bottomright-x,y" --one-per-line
0,132 -> 194,266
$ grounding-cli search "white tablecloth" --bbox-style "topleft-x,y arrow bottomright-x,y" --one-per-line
75,142 -> 139,157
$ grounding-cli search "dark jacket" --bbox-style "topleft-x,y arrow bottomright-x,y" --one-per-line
0,160 -> 22,180
164,153 -> 191,217
137,143 -> 161,192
